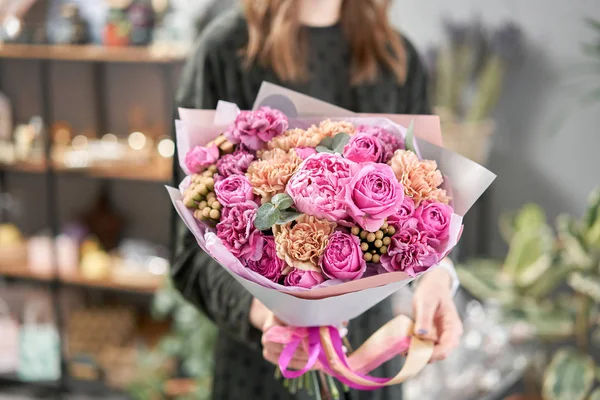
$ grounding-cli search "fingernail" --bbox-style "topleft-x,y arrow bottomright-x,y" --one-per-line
417,329 -> 428,335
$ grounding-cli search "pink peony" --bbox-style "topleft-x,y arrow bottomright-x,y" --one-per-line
185,144 -> 219,173
380,218 -> 439,277
320,231 -> 366,281
214,174 -> 255,207
225,107 -> 288,151
294,147 -> 318,160
356,125 -> 404,163
414,200 -> 453,250
216,150 -> 255,179
284,268 -> 325,288
286,153 -> 355,222
216,201 -> 264,261
387,196 -> 416,227
341,162 -> 404,232
343,133 -> 384,163
247,237 -> 285,283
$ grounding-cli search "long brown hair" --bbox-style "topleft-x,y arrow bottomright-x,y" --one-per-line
242,0 -> 407,85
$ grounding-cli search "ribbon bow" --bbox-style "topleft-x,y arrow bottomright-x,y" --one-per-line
264,315 -> 434,391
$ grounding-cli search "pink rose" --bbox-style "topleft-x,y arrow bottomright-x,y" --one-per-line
343,133 -> 384,163
286,153 -> 355,222
185,144 -> 219,173
356,125 -> 404,163
341,163 -> 404,232
294,147 -> 318,160
380,218 -> 439,277
320,231 -> 366,281
225,107 -> 288,151
387,196 -> 415,227
216,201 -> 264,261
216,150 -> 255,179
214,175 -> 255,207
414,200 -> 453,250
284,268 -> 325,288
247,237 -> 285,282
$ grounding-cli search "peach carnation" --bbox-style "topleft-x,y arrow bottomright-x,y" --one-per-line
307,120 -> 355,138
389,150 -> 450,205
247,148 -> 302,202
267,128 -> 323,151
274,214 -> 336,272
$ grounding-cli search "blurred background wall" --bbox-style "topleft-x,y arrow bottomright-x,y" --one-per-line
392,0 -> 600,257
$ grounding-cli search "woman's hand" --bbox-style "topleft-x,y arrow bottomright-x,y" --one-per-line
412,267 -> 463,362
250,298 -> 311,370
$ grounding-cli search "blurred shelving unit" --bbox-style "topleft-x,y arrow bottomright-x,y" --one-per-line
0,40 -> 187,396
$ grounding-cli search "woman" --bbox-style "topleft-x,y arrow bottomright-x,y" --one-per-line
172,1 -> 463,399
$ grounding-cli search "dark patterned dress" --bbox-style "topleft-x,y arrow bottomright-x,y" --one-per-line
171,7 -> 431,400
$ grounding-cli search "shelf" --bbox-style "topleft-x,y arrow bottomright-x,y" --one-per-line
0,264 -> 163,294
0,43 -> 188,64
1,160 -> 172,183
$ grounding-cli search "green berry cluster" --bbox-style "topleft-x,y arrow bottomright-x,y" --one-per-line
183,166 -> 222,225
350,222 -> 396,263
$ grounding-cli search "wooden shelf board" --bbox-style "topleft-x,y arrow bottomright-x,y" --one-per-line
0,43 -> 188,64
0,264 -> 162,294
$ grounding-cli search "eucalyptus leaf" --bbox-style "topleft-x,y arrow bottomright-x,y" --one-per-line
277,211 -> 302,225
331,132 -> 351,153
316,146 -> 334,154
404,120 -> 416,153
542,349 -> 595,400
271,193 -> 294,210
255,203 -> 281,231
319,136 -> 334,149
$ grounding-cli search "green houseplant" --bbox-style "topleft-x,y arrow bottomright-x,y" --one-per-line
457,188 -> 600,400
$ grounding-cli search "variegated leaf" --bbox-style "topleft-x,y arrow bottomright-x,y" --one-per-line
543,350 -> 595,400
457,260 -> 514,303
557,214 -> 594,269
504,225 -> 554,282
527,264 -> 571,299
568,272 -> 600,303
590,388 -> 600,400
582,188 -> 600,231
521,302 -> 575,339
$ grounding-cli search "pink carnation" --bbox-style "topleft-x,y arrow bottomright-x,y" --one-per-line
286,153 -> 355,222
214,175 -> 255,207
216,150 -> 255,179
356,125 -> 404,163
185,144 -> 219,173
343,133 -> 384,163
225,107 -> 288,151
414,200 -> 453,251
341,162 -> 404,232
380,218 -> 439,277
216,201 -> 264,261
247,237 -> 285,283
294,147 -> 318,160
284,268 -> 325,288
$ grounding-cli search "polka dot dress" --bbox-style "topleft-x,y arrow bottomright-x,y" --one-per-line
172,7 -> 431,400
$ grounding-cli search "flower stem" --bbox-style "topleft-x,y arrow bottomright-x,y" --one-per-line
312,371 -> 323,400
327,375 -> 341,400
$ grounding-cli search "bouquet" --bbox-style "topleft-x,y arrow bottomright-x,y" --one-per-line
168,83 -> 495,396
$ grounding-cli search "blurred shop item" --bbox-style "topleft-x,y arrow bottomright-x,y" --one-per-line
0,298 -> 20,374
0,223 -> 26,268
0,92 -> 13,141
104,0 -> 156,46
82,189 -> 123,251
426,18 -> 524,164
0,0 -> 48,44
14,116 -> 45,164
17,299 -> 61,381
457,188 -> 600,400
51,2 -> 89,44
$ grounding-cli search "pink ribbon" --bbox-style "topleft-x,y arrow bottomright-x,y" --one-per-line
264,324 -> 414,391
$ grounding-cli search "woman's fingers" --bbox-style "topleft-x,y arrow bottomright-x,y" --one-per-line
413,295 -> 439,340
263,347 -> 311,369
430,302 -> 463,362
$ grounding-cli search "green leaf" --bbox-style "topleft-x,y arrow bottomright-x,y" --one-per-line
404,120 -> 416,153
542,349 -> 595,400
568,272 -> 600,303
589,388 -> 600,400
316,146 -> 334,154
276,211 -> 302,225
255,203 -> 280,231
522,303 -> 575,339
504,225 -> 554,283
331,132 -> 351,153
585,17 -> 600,32
557,214 -> 594,269
527,264 -> 571,299
456,260 -> 515,303
319,136 -> 334,149
271,193 -> 294,210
